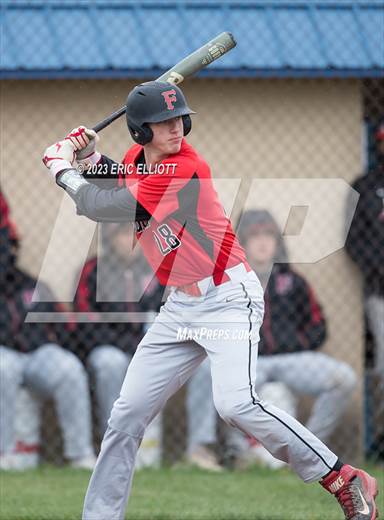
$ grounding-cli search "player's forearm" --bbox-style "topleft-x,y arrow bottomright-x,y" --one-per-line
74,183 -> 143,222
57,168 -> 150,222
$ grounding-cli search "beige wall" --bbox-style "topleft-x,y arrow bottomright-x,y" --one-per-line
1,78 -> 364,459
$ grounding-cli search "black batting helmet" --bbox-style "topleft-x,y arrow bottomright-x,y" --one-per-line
126,81 -> 195,145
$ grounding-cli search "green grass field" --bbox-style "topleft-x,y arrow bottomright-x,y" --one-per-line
0,464 -> 382,520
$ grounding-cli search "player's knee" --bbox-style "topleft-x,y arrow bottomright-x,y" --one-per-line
337,364 -> 357,393
325,361 -> 357,395
108,395 -> 149,438
63,353 -> 86,377
87,346 -> 109,372
50,347 -> 89,385
36,342 -> 63,359
35,343 -> 73,376
88,345 -> 130,378
213,394 -> 251,426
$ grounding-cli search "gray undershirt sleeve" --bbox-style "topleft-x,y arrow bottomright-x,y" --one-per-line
57,168 -> 151,222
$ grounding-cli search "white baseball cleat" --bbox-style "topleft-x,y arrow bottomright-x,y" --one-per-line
187,445 -> 224,472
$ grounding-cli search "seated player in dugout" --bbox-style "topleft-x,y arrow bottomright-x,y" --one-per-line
0,189 -> 96,471
43,82 -> 379,520
234,209 -> 357,465
73,221 -> 164,436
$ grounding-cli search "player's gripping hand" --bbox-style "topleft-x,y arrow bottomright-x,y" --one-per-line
42,139 -> 76,177
42,139 -> 88,195
65,126 -> 101,169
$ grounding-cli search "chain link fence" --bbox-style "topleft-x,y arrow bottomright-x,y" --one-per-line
1,24 -> 383,476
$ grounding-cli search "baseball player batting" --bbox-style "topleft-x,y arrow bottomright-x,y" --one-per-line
42,82 -> 379,520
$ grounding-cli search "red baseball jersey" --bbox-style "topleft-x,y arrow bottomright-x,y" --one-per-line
120,139 -> 247,286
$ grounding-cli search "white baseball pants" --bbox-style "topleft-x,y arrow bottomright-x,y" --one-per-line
83,267 -> 338,520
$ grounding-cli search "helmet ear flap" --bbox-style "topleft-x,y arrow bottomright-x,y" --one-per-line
129,118 -> 191,144
127,122 -> 153,145
182,115 -> 192,136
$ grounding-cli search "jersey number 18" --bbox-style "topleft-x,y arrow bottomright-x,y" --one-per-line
153,224 -> 181,256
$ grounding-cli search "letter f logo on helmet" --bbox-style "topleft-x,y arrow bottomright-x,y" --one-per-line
161,89 -> 177,110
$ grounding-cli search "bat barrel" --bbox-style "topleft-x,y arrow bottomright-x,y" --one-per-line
157,31 -> 236,84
